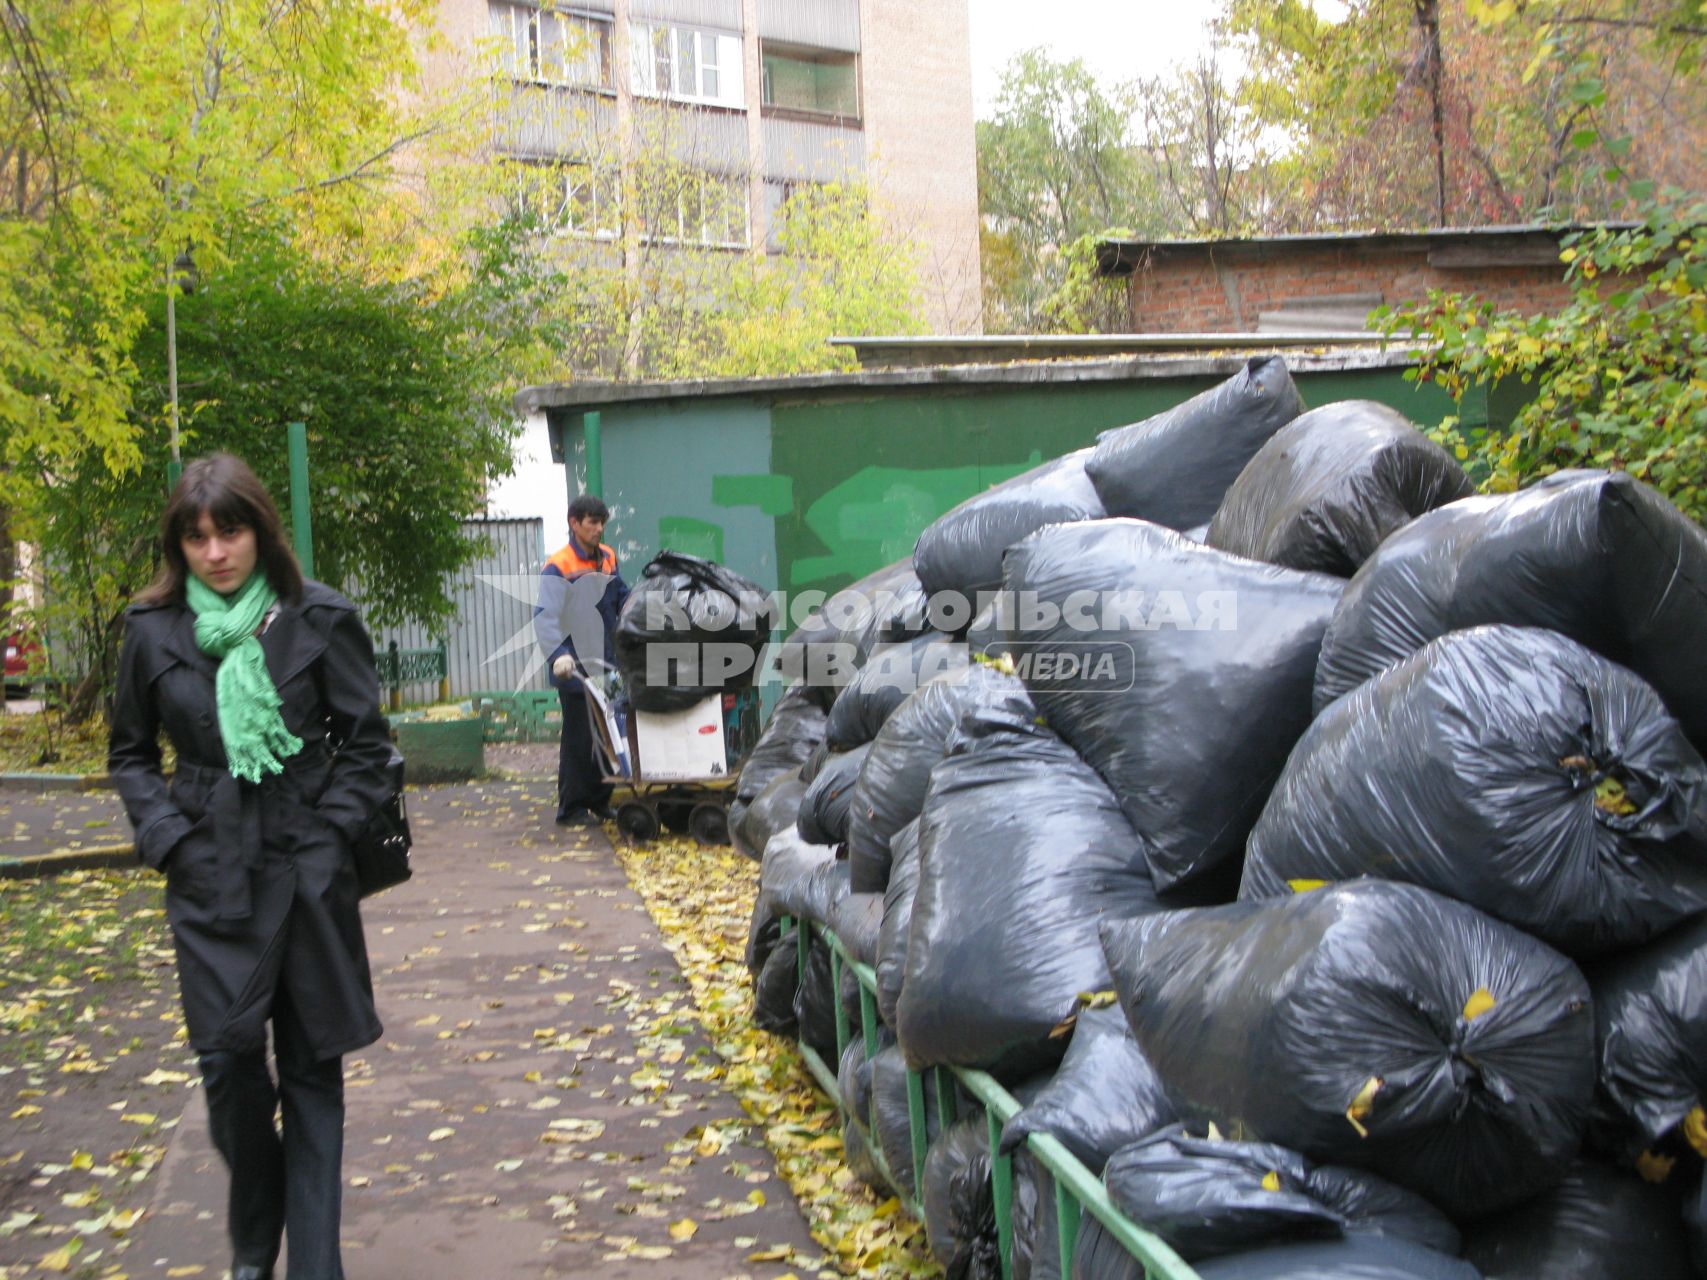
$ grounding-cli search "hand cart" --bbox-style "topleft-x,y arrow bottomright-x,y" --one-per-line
585,673 -> 762,846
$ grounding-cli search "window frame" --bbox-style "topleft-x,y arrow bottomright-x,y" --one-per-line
629,21 -> 744,109
509,158 -> 622,241
488,2 -> 614,91
758,42 -> 861,124
642,170 -> 751,251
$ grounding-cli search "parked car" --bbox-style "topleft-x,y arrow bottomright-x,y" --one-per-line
5,630 -> 41,696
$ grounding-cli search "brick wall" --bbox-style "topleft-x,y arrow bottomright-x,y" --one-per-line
1125,241 -> 1579,333
861,0 -> 982,334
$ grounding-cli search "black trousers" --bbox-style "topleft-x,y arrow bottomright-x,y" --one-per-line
556,684 -> 612,820
198,987 -> 345,1279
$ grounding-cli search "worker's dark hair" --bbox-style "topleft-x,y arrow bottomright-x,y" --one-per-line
569,494 -> 610,523
139,452 -> 305,605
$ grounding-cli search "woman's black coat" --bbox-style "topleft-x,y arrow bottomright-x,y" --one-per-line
109,581 -> 393,1060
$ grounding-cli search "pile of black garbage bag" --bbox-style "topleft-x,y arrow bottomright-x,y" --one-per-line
613,550 -> 772,712
738,356 -> 1707,1280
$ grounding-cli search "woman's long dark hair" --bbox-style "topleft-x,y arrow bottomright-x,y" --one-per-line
137,452 -> 305,606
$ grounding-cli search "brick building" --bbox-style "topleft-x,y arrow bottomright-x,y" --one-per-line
425,0 -> 982,333
1095,226 -> 1616,334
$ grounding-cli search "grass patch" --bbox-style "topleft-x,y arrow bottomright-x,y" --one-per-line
0,711 -> 111,776
0,869 -> 176,1068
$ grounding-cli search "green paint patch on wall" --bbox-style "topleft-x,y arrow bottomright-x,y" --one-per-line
791,460 -> 1039,583
657,515 -> 724,562
712,473 -> 794,516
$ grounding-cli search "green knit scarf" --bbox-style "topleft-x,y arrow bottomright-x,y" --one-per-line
186,572 -> 303,784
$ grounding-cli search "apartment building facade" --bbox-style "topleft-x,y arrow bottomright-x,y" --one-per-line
427,0 -> 981,333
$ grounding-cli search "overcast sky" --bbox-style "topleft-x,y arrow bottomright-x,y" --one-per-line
968,1 -> 1348,118
968,0 -> 1218,117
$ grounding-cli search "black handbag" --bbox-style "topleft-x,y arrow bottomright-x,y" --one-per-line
352,748 -> 412,898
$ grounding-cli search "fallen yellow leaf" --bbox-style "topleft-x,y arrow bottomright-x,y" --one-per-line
40,1243 -> 79,1272
668,1218 -> 697,1241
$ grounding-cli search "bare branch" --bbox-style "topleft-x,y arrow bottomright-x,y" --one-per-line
244,124 -> 443,209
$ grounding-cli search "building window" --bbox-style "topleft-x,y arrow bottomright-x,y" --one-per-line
761,178 -> 832,252
761,46 -> 858,120
510,160 -> 621,239
488,3 -> 612,89
644,173 -> 750,249
629,22 -> 744,108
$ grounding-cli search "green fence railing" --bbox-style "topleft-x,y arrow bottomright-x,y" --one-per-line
374,641 -> 449,710
781,915 -> 1201,1280
469,690 -> 563,744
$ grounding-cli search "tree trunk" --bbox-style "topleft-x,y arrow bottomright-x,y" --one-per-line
1415,0 -> 1449,226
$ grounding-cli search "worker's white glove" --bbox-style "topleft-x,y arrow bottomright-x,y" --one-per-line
552,654 -> 577,681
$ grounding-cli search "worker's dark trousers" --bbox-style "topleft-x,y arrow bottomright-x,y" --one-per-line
557,684 -> 613,820
198,991 -> 346,1279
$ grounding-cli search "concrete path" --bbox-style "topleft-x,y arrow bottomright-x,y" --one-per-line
0,788 -> 128,862
120,778 -> 821,1279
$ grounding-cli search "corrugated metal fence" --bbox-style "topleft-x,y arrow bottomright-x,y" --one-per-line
366,517 -> 550,702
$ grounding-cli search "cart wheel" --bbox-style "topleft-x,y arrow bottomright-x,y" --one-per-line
616,801 -> 660,844
689,801 -> 730,848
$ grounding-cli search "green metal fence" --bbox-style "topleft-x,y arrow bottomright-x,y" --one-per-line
780,916 -> 1202,1280
374,640 -> 450,710
469,690 -> 563,743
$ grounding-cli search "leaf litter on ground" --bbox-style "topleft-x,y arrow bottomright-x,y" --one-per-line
612,833 -> 939,1279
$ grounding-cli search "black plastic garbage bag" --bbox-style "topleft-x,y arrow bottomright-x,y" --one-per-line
831,891 -> 885,970
794,932 -> 838,1067
838,947 -> 864,1028
915,448 -> 1106,599
1101,880 -> 1596,1218
1192,1237 -> 1481,1280
1004,518 -> 1343,893
738,684 -> 827,803
776,857 -> 850,934
897,700 -> 1164,1075
1000,1006 -> 1177,1173
1069,1216 -> 1144,1280
843,567 -> 932,665
842,1113 -> 888,1197
1313,469 -> 1707,753
797,743 -> 873,846
613,551 -> 772,712
1687,1172 -> 1707,1274
752,926 -> 800,1036
1101,1126 -> 1461,1262
826,633 -> 970,750
923,1115 -> 1003,1280
876,819 -> 922,1028
839,1036 -> 885,1194
871,1043 -> 947,1198
800,739 -> 830,783
732,769 -> 808,862
1206,400 -> 1473,576
746,829 -> 836,973
848,663 -> 1032,893
1086,357 -> 1306,529
965,598 -> 1009,662
1010,1148 -> 1060,1280
1241,626 -> 1707,956
779,559 -> 932,709
840,1037 -> 876,1130
1462,1159 -> 1692,1280
1589,912 -> 1707,1154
